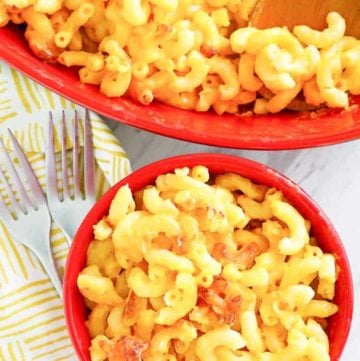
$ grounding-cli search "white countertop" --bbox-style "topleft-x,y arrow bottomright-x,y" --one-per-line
106,119 -> 360,360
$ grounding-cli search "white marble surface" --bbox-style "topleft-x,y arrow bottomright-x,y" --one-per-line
105,118 -> 360,360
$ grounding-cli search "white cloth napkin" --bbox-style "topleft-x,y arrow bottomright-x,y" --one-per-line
0,61 -> 131,361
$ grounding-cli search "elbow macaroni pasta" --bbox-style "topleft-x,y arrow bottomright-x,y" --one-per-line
76,166 -> 338,361
2,1 -> 360,114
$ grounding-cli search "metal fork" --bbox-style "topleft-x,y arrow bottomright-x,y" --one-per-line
46,109 -> 96,245
0,132 -> 63,298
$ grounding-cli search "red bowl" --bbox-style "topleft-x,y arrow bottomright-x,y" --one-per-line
1,25 -> 360,150
64,153 -> 353,361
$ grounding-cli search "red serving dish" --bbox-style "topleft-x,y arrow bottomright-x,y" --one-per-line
1,24 -> 360,150
64,154 -> 353,361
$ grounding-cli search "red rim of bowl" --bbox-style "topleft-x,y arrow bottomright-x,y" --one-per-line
1,25 -> 360,150
64,153 -> 353,361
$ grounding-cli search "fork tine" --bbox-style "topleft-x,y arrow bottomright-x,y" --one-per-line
60,111 -> 70,200
0,163 -> 22,218
84,109 -> 95,198
46,113 -> 59,201
72,110 -> 82,199
0,136 -> 32,212
8,130 -> 46,209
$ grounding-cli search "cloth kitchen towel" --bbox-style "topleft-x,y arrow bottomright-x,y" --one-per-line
0,61 -> 131,361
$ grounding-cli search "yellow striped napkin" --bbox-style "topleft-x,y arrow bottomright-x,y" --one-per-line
0,61 -> 131,361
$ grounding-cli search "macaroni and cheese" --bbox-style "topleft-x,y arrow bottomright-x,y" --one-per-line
77,166 -> 338,361
1,1 -> 360,114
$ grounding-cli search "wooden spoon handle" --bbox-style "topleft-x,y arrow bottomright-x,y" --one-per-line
250,0 -> 360,37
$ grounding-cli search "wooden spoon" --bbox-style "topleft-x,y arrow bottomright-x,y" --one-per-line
250,0 -> 360,37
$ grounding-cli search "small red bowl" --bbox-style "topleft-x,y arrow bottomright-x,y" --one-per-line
1,25 -> 360,150
64,154 -> 353,361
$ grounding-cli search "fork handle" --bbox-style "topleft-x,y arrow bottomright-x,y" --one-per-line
34,247 -> 63,299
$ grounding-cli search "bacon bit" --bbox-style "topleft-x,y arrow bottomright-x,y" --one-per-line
212,240 -> 260,271
211,277 -> 227,295
196,297 -> 208,308
198,282 -> 242,326
108,336 -> 149,361
198,287 -> 226,313
212,243 -> 231,261
235,242 -> 260,270
123,291 -> 147,326
199,278 -> 231,310
223,295 -> 242,324
200,44 -> 218,58
228,295 -> 242,309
